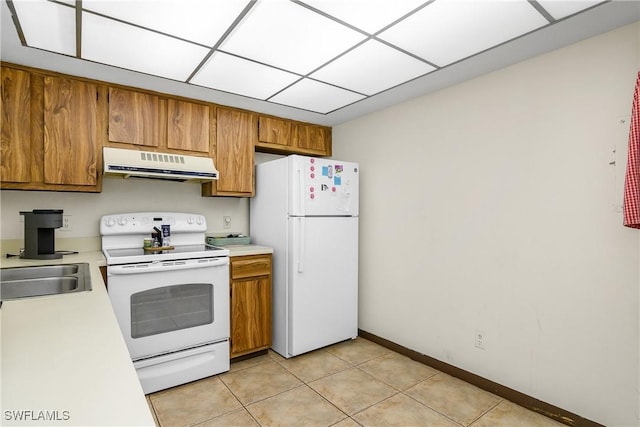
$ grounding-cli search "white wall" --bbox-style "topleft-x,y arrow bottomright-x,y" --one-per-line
0,177 -> 249,250
333,22 -> 640,427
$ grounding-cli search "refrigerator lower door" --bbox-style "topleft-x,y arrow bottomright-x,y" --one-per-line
287,216 -> 358,357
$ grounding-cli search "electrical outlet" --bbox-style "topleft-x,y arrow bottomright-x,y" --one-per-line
61,214 -> 72,232
475,330 -> 486,350
223,216 -> 231,229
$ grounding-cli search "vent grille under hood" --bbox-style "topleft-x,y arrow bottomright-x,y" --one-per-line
103,147 -> 218,182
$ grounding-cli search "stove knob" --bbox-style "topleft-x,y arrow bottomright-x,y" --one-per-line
186,216 -> 194,224
117,217 -> 128,226
105,218 -> 116,227
196,216 -> 204,225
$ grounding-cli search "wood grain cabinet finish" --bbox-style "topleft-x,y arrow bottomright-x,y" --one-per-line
108,89 -> 209,154
108,87 -> 160,147
257,116 -> 292,148
167,99 -> 210,153
43,76 -> 100,186
202,107 -> 255,197
293,123 -> 331,155
1,66 -> 102,191
257,115 -> 331,156
1,67 -> 31,183
229,254 -> 272,358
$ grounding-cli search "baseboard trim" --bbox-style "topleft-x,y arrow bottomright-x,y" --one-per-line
358,329 -> 603,427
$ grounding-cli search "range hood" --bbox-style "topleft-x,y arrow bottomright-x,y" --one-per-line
103,147 -> 218,182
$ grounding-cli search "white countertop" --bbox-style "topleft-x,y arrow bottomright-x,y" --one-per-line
224,244 -> 273,257
1,252 -> 155,426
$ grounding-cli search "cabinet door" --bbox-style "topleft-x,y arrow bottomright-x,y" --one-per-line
108,87 -> 160,147
258,116 -> 292,147
204,107 -> 254,196
44,76 -> 99,186
256,117 -> 332,157
230,277 -> 272,357
293,123 -> 331,155
167,99 -> 210,153
1,67 -> 31,183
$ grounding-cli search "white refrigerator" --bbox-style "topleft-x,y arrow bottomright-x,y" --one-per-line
250,155 -> 359,358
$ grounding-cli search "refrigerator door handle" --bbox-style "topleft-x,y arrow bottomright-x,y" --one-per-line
298,165 -> 305,216
297,217 -> 305,273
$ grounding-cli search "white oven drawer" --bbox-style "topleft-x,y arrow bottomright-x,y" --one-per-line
134,341 -> 229,394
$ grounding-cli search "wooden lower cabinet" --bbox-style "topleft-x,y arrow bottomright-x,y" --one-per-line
229,254 -> 272,358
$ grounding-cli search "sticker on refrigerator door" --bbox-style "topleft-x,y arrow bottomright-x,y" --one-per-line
322,165 -> 333,178
334,165 -> 344,174
334,176 -> 341,186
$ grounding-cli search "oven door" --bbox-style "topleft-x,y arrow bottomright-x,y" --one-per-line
107,257 -> 229,360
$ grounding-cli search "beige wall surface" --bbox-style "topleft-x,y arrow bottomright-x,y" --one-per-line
0,177 -> 250,248
332,22 -> 640,427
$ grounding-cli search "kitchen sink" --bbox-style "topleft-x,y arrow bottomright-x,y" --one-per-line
1,263 -> 92,300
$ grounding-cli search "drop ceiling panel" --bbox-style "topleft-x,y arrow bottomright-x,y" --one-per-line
536,0 -> 605,20
3,0 -> 636,123
82,12 -> 210,81
270,78 -> 365,114
310,39 -> 436,96
299,0 -> 429,34
11,0 -> 75,56
220,0 -> 366,74
81,0 -> 250,47
378,0 -> 549,67
191,51 -> 300,99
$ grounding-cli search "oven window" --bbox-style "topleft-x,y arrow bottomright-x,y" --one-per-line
130,283 -> 213,338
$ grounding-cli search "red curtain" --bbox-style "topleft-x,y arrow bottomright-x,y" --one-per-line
623,71 -> 640,229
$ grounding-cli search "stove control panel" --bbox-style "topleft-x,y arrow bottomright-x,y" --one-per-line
100,212 -> 207,235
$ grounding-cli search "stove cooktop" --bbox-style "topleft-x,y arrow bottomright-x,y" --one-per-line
104,244 -> 229,265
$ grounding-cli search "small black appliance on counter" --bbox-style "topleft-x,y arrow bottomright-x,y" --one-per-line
20,209 -> 63,259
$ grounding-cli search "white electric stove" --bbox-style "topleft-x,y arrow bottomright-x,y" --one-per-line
100,212 -> 230,394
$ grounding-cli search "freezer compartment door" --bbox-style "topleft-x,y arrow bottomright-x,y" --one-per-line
290,156 -> 359,217
288,216 -> 358,357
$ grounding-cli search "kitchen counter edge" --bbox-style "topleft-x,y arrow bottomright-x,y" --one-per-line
224,244 -> 273,257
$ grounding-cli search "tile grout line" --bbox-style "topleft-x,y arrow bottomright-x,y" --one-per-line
466,398 -> 504,427
214,375 -> 264,426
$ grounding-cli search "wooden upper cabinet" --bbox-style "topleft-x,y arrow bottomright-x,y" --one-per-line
108,87 -> 160,147
256,115 -> 331,156
108,88 -> 209,153
258,116 -> 292,148
203,107 -> 255,197
43,76 -> 99,186
1,67 -> 31,183
293,123 -> 331,155
167,99 -> 210,153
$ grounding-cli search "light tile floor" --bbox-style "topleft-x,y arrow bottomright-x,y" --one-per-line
146,338 -> 565,427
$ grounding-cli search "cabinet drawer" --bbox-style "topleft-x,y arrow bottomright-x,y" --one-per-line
231,255 -> 271,280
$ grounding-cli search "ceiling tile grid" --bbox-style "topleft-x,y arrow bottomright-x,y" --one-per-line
5,0 -> 611,115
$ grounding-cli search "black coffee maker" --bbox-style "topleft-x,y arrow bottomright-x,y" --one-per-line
20,209 -> 63,259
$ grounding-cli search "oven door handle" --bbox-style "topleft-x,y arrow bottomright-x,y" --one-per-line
108,257 -> 229,275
